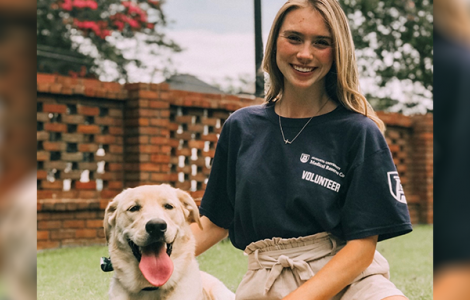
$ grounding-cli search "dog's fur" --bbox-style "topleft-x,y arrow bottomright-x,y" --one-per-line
104,184 -> 235,300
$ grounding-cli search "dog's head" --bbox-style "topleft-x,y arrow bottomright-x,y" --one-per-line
103,184 -> 202,287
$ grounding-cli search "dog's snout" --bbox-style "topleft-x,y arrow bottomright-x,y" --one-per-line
145,219 -> 167,236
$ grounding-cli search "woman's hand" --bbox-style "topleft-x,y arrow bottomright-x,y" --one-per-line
282,235 -> 378,300
191,215 -> 229,256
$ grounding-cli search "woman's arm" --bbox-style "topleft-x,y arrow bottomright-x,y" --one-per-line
283,235 -> 378,300
191,215 -> 229,256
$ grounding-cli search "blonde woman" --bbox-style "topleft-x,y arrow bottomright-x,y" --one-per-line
192,0 -> 411,299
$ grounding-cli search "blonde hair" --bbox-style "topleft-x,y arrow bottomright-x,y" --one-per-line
262,0 -> 385,132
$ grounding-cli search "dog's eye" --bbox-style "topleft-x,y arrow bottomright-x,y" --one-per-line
164,204 -> 174,210
128,205 -> 141,212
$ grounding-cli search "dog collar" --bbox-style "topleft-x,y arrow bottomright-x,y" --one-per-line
142,287 -> 159,291
100,257 -> 114,272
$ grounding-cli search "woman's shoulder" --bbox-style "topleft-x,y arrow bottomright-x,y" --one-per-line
230,103 -> 267,118
224,103 -> 269,125
335,106 -> 382,136
218,103 -> 269,139
333,107 -> 389,158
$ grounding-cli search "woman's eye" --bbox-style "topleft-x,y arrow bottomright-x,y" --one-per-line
287,35 -> 302,43
128,205 -> 141,212
164,204 -> 174,210
314,39 -> 331,47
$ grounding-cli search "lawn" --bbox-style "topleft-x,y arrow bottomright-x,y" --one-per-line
37,225 -> 432,299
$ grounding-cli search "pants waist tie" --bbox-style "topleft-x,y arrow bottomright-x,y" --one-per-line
247,236 -> 337,294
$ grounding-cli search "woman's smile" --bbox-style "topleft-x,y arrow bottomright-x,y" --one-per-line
291,64 -> 317,73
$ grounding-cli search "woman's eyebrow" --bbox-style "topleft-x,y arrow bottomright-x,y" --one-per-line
281,30 -> 332,40
281,30 -> 303,36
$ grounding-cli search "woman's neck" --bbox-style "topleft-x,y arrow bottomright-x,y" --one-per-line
275,84 -> 336,118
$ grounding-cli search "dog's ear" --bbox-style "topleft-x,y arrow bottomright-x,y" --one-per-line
103,197 -> 119,243
176,189 -> 203,229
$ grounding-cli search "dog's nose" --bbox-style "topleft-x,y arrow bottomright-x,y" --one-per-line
145,219 -> 167,236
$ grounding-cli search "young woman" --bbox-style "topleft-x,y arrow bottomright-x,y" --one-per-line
192,0 -> 412,299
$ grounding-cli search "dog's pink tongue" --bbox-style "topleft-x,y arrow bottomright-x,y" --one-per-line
139,244 -> 174,287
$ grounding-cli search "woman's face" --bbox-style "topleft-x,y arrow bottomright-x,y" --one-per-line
275,6 -> 334,92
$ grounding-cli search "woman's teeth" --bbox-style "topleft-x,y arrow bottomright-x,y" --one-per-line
292,65 -> 314,72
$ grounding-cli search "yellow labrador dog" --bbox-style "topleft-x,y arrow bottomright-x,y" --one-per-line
104,184 -> 235,300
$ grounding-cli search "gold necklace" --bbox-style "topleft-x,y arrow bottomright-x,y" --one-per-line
278,99 -> 329,145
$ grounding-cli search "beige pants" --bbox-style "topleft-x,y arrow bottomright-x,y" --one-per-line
235,233 -> 406,300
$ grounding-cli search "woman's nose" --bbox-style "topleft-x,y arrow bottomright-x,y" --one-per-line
297,44 -> 313,61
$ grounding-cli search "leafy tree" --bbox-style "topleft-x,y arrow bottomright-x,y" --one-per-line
341,0 -> 433,113
37,0 -> 181,81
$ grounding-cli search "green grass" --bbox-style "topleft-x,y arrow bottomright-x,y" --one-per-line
37,225 -> 432,300
376,225 -> 433,300
197,240 -> 248,292
37,246 -> 113,299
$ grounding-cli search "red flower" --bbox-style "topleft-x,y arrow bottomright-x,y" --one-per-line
73,0 -> 85,8
113,20 -> 125,31
74,19 -> 103,37
72,0 -> 98,10
127,4 -> 143,15
121,2 -> 147,23
126,17 -> 139,28
87,0 -> 98,9
100,30 -> 111,38
120,15 -> 139,28
60,0 -> 73,11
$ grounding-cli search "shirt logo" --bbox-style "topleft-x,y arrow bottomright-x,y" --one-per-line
300,153 -> 310,163
387,171 -> 407,203
302,170 -> 341,192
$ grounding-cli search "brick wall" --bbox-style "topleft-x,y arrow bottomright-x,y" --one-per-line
37,73 -> 433,249
377,112 -> 433,224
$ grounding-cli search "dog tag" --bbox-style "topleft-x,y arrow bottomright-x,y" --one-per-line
101,257 -> 114,272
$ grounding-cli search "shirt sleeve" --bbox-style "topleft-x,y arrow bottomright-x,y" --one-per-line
340,148 -> 413,241
199,121 -> 235,229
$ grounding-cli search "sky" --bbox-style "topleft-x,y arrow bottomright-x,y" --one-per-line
121,0 -> 433,114
156,0 -> 286,90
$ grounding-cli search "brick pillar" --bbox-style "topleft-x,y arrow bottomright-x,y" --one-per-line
123,83 -> 176,188
410,114 -> 433,223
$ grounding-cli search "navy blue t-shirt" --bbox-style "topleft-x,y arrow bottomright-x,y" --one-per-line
200,103 -> 412,250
